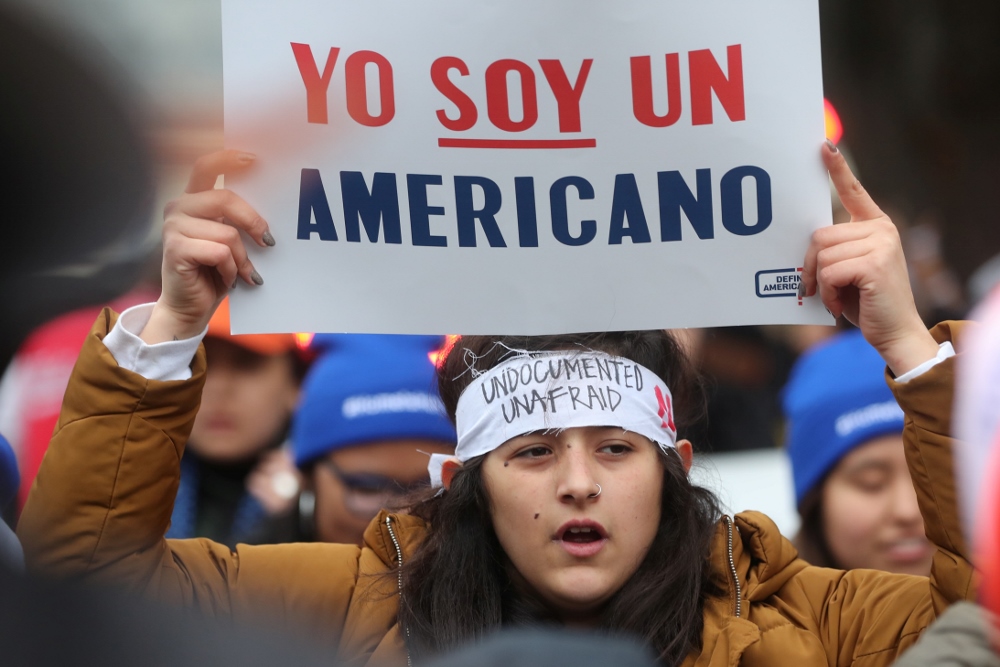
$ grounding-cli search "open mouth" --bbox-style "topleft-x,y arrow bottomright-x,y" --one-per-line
553,520 -> 608,558
555,521 -> 608,557
562,526 -> 603,543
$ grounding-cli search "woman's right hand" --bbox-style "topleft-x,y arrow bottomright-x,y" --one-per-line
140,150 -> 274,344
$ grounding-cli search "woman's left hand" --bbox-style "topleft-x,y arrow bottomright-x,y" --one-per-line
801,142 -> 940,377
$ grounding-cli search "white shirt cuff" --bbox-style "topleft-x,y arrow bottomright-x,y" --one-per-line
102,303 -> 208,381
895,341 -> 956,384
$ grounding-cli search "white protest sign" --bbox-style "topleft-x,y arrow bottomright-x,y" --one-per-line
222,0 -> 833,335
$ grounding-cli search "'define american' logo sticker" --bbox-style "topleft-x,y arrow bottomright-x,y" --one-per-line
755,267 -> 803,305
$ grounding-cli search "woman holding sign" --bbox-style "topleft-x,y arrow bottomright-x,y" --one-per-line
18,143 -> 971,666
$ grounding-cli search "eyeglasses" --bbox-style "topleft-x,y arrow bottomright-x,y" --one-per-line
319,459 -> 430,518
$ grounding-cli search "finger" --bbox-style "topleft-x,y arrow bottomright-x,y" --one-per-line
815,238 -> 875,275
811,220 -> 875,248
170,215 -> 257,285
813,241 -> 875,317
186,149 -> 257,194
169,237 -> 241,289
801,224 -> 872,297
170,189 -> 272,248
817,256 -> 870,319
822,141 -> 884,222
818,277 -> 844,320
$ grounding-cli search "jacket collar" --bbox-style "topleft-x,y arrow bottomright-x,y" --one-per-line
705,511 -> 807,613
734,511 -> 808,602
689,511 -> 808,667
363,510 -> 428,568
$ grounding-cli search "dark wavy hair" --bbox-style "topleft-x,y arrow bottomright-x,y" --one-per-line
398,331 -> 723,666
792,483 -> 840,568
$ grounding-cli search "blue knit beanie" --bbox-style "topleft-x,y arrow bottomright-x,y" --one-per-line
0,433 -> 19,508
291,334 -> 456,467
782,329 -> 905,506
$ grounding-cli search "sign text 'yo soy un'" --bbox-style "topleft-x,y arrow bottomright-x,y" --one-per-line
291,44 -> 770,249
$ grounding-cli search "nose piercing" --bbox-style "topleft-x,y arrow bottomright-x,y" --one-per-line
588,483 -> 602,499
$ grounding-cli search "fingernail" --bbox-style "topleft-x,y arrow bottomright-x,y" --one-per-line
250,269 -> 264,286
238,152 -> 257,162
797,281 -> 807,299
231,279 -> 238,290
825,307 -> 835,318
825,138 -> 839,154
262,231 -> 276,247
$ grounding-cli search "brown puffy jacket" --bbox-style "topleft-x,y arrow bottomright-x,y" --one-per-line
18,312 -> 975,667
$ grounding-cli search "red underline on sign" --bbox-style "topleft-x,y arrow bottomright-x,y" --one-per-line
437,138 -> 597,149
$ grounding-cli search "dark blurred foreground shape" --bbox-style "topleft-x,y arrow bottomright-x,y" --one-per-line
424,629 -> 658,667
0,3 -> 155,372
0,575 -> 660,667
0,567 -> 335,667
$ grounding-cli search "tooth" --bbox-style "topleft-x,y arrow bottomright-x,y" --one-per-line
569,528 -> 581,533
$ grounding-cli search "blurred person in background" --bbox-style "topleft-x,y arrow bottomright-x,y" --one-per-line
783,329 -> 931,575
902,214 -> 967,324
284,334 -> 456,544
167,297 -> 310,547
0,270 -> 160,510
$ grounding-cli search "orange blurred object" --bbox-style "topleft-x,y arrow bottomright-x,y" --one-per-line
824,99 -> 843,145
429,335 -> 460,367
295,332 -> 315,350
208,297 -> 302,356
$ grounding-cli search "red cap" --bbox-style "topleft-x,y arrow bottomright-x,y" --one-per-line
207,297 -> 300,356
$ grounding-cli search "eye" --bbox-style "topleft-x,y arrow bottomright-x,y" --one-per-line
847,470 -> 890,494
599,442 -> 633,456
514,445 -> 552,459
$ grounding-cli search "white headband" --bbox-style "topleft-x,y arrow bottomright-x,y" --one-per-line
429,350 -> 678,487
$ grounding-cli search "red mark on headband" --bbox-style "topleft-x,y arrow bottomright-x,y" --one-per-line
655,386 -> 676,432
441,459 -> 461,490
